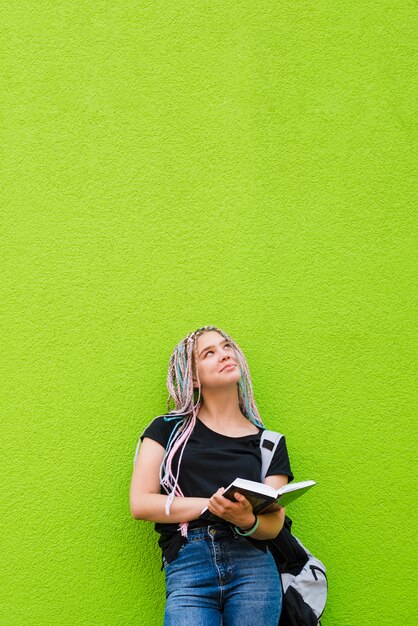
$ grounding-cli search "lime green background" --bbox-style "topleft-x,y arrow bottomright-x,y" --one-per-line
1,1 -> 416,624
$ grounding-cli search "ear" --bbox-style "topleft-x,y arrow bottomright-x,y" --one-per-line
191,357 -> 198,388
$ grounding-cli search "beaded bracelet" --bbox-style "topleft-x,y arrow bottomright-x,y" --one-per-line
234,515 -> 259,537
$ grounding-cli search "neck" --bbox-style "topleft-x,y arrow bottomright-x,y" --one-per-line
197,385 -> 246,426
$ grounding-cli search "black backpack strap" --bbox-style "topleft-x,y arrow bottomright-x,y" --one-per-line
269,525 -> 309,574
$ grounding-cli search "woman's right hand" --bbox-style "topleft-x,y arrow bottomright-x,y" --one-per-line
207,487 -> 255,529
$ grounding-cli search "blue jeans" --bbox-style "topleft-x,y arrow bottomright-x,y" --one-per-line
163,523 -> 282,626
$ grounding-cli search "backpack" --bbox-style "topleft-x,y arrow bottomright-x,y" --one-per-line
260,430 -> 328,626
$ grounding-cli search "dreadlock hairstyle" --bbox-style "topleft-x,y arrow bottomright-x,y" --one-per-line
156,325 -> 265,537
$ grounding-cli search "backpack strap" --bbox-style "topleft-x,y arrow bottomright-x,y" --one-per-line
260,430 -> 310,572
260,429 -> 284,482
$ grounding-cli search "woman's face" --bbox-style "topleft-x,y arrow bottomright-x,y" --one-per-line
193,330 -> 241,389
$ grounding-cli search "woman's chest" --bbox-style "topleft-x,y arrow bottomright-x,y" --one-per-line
177,434 -> 263,496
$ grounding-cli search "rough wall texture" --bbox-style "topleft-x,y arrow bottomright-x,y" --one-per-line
1,1 -> 416,625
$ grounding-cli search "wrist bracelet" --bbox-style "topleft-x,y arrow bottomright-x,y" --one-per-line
234,515 -> 259,537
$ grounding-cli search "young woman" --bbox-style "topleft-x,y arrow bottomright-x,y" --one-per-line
130,325 -> 294,626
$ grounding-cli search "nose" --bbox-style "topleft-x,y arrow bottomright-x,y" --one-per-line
220,348 -> 232,361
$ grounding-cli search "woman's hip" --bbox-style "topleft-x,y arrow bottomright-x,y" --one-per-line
164,524 -> 281,594
164,525 -> 281,625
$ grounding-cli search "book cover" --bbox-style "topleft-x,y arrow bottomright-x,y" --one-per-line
200,479 -> 316,522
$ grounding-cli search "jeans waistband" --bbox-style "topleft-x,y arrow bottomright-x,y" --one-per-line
186,523 -> 236,541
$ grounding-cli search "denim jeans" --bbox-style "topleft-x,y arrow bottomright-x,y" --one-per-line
163,523 -> 282,626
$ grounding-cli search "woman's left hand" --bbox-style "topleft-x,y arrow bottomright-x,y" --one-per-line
207,488 -> 255,529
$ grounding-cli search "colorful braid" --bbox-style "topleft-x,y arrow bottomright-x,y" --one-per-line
155,326 -> 264,537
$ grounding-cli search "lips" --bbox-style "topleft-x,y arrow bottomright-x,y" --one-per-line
221,363 -> 236,372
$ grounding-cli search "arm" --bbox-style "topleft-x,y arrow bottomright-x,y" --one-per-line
129,437 -> 209,523
207,474 -> 289,540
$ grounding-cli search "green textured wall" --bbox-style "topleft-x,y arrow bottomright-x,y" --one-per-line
1,2 -> 416,625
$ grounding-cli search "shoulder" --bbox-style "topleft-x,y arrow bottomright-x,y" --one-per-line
140,414 -> 185,449
259,429 -> 288,450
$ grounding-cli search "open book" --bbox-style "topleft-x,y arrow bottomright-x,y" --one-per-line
200,478 -> 316,521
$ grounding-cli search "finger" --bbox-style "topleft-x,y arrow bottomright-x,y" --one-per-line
209,493 -> 227,511
233,492 -> 249,505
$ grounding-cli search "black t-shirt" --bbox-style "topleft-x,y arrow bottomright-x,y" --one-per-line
140,415 -> 294,566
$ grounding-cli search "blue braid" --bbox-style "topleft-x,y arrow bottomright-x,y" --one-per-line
160,417 -> 185,483
163,414 -> 186,422
175,360 -> 184,388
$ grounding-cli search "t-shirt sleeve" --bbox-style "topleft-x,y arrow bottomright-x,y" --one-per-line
140,415 -> 180,449
265,435 -> 294,483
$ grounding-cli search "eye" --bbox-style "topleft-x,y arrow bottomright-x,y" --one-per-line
204,343 -> 232,357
